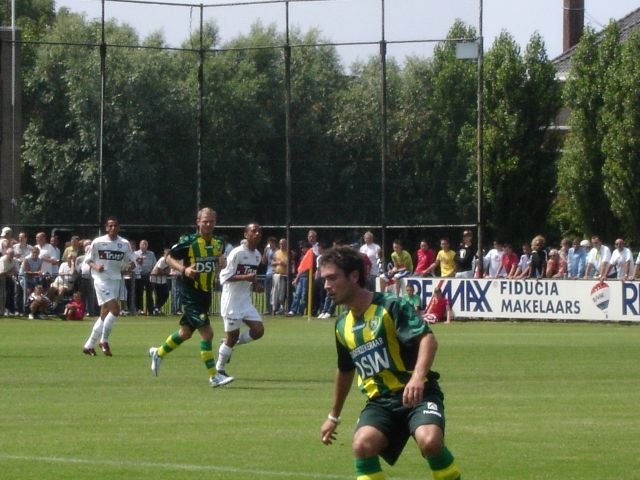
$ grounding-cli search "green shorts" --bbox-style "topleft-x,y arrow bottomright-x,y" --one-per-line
179,288 -> 213,331
356,388 -> 445,465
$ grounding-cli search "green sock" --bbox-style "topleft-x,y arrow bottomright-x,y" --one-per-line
355,456 -> 385,479
200,340 -> 217,377
426,446 -> 461,480
158,331 -> 184,357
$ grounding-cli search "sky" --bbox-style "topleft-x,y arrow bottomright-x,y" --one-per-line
55,0 -> 640,66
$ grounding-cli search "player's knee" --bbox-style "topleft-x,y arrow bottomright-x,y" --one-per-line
352,431 -> 382,458
250,324 -> 264,340
415,429 -> 444,458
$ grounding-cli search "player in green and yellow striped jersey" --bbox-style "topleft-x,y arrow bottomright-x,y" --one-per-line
148,207 -> 234,388
319,246 -> 461,480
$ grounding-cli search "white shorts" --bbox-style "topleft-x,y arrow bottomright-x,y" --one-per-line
93,279 -> 122,306
223,305 -> 262,332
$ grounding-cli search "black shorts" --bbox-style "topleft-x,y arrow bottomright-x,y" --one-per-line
179,288 -> 212,331
356,388 -> 445,465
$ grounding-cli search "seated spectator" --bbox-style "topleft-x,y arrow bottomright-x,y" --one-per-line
529,235 -> 547,278
27,284 -> 52,319
609,238 -> 633,280
414,240 -> 435,277
511,243 -> 531,279
425,238 -> 455,278
379,239 -> 414,295
498,243 -> 518,278
483,240 -> 504,278
61,291 -> 85,321
405,283 -> 420,311
421,287 -> 452,324
584,235 -> 611,280
567,239 -> 588,279
50,253 -> 77,304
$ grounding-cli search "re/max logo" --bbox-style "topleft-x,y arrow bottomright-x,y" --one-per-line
406,279 -> 493,313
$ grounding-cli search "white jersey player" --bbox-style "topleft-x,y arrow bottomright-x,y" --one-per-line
82,217 -> 135,357
216,223 -> 265,377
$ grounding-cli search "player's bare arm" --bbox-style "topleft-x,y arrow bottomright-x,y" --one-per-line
321,368 -> 355,445
165,254 -> 195,280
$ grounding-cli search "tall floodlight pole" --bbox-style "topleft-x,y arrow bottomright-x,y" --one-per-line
380,0 -> 388,260
197,3 -> 204,212
284,1 -> 292,307
10,0 -> 16,222
476,0 -> 484,276
98,0 -> 106,234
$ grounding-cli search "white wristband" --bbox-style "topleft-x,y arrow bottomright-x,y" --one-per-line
327,413 -> 341,425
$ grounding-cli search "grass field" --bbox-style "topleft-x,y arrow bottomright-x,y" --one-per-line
1,315 -> 639,480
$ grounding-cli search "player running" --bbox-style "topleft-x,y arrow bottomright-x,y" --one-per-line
216,223 -> 265,378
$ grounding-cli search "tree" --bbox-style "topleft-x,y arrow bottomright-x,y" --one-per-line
602,29 -> 640,241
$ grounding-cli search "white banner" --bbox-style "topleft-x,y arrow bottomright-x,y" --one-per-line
398,277 -> 640,323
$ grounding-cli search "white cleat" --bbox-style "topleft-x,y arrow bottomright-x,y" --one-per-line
149,347 -> 162,376
210,371 -> 234,388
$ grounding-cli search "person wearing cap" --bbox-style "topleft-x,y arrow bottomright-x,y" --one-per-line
454,229 -> 475,278
584,235 -> 611,280
1,227 -> 14,254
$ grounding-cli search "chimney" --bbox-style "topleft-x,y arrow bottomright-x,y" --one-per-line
563,0 -> 585,51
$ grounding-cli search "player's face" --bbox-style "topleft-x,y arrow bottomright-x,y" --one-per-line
105,220 -> 119,239
321,262 -> 359,306
244,224 -> 262,248
197,211 -> 216,236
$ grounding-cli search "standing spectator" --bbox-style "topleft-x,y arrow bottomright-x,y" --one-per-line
287,242 -> 314,316
150,248 -> 171,315
633,250 -> 640,280
545,249 -> 560,278
454,230 -> 475,278
414,240 -> 435,277
379,239 -> 414,294
135,239 -> 156,315
308,229 -> 320,256
148,207 -> 231,388
77,241 -> 98,316
35,232 -> 59,285
1,226 -> 14,253
584,235 -> 611,280
422,287 -> 453,324
20,246 -> 43,296
271,238 -> 289,315
50,235 -> 61,276
81,217 -> 136,357
261,236 -> 277,315
512,242 -> 532,279
609,238 -> 633,280
529,235 -> 547,278
1,248 -> 19,315
566,239 -> 587,279
482,240 -> 504,278
554,249 -> 569,279
359,231 -> 381,290
498,243 -> 519,278
13,232 -> 32,262
62,236 -> 81,263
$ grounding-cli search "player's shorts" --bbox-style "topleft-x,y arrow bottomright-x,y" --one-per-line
93,279 -> 122,306
356,387 -> 445,466
223,304 -> 262,332
179,288 -> 213,331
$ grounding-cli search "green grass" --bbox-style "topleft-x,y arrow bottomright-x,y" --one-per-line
1,316 -> 639,479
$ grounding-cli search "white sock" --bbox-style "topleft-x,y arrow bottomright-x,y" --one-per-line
100,312 -> 117,343
216,342 -> 233,371
84,318 -> 104,349
236,330 -> 254,345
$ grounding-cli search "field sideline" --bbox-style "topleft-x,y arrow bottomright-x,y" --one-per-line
1,316 -> 639,480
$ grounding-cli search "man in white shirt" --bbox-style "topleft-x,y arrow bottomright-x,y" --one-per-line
35,232 -> 59,279
483,240 -> 504,278
82,217 -> 135,357
216,223 -> 265,379
609,238 -> 633,280
359,231 -> 381,291
584,235 -> 612,280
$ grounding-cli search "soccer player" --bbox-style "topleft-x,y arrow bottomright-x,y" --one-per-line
82,216 -> 136,356
148,207 -> 232,388
216,223 -> 265,377
319,246 -> 461,480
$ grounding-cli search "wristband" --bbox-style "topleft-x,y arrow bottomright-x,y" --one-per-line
327,413 -> 341,425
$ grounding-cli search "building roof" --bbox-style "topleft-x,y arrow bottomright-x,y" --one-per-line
553,7 -> 640,80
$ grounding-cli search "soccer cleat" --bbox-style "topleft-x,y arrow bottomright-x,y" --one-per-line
210,372 -> 234,388
149,347 -> 161,376
99,341 -> 112,356
28,313 -> 34,320
83,347 -> 97,356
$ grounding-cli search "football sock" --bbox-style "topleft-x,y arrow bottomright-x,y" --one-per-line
236,330 -> 254,345
216,342 -> 233,371
200,340 -> 217,377
100,312 -> 117,342
157,331 -> 184,357
355,456 -> 385,479
84,317 -> 104,349
426,446 -> 461,480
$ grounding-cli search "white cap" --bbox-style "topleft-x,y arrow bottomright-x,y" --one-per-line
1,226 -> 12,237
579,239 -> 590,248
